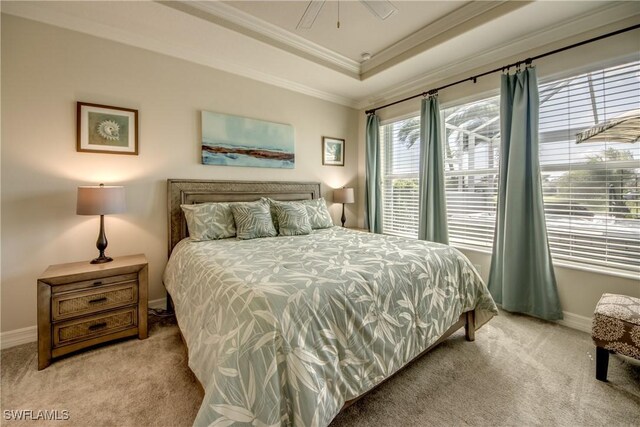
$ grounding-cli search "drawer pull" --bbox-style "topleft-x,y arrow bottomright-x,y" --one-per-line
88,297 -> 108,304
92,281 -> 103,286
88,322 -> 107,331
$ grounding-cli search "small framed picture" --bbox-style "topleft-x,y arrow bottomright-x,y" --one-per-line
322,136 -> 345,166
77,102 -> 138,155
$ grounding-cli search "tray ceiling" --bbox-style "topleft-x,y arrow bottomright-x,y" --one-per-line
3,1 -> 638,109
225,1 -> 466,62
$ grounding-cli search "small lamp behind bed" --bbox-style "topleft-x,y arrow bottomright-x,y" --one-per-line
333,187 -> 354,227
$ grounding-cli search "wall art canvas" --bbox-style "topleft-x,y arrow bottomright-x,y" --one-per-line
77,102 -> 138,155
201,111 -> 295,169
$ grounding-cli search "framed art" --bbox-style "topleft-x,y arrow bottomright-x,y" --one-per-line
201,111 -> 294,169
322,136 -> 345,166
77,102 -> 138,155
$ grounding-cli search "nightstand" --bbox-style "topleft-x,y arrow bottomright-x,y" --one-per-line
37,254 -> 148,370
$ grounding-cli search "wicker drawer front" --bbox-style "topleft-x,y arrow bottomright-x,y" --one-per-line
51,281 -> 138,321
53,307 -> 138,347
52,281 -> 138,321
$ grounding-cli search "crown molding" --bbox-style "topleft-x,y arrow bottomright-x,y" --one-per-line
2,1 -> 359,108
361,0 -> 530,79
4,0 -> 635,112
169,1 -> 530,82
356,1 -> 640,110
165,0 -> 361,78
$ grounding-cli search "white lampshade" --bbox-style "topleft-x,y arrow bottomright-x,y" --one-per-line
334,187 -> 355,204
77,185 -> 126,215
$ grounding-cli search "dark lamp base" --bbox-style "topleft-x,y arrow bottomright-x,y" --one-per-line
91,215 -> 113,264
90,256 -> 113,264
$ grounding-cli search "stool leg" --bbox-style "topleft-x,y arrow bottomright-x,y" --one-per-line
596,346 -> 609,382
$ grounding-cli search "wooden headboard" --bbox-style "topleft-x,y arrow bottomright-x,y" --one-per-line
167,179 -> 321,256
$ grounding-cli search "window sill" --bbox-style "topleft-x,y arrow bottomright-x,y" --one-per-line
452,244 -> 639,281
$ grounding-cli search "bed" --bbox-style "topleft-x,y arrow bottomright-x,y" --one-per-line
163,179 -> 498,427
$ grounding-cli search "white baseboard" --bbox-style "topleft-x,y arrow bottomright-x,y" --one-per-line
0,297 -> 169,350
148,297 -> 167,310
556,311 -> 592,334
0,325 -> 37,350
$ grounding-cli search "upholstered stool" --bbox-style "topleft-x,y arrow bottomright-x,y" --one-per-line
592,293 -> 640,381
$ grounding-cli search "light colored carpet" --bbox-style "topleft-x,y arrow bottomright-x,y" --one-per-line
2,311 -> 639,426
1,316 -> 203,427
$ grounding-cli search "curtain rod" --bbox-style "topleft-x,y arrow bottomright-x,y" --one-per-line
364,23 -> 640,115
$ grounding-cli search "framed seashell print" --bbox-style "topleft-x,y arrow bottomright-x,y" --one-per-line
77,102 -> 138,155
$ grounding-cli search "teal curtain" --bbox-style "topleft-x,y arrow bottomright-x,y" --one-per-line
418,95 -> 449,244
488,67 -> 562,320
365,113 -> 383,233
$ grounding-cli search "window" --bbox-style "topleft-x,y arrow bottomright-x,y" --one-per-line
538,61 -> 640,273
443,97 -> 501,248
379,60 -> 639,274
380,117 -> 420,238
379,106 -> 501,242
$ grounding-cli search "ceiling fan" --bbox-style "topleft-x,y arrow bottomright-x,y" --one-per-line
297,0 -> 398,30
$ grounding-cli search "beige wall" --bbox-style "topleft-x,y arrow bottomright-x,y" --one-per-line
357,21 -> 640,320
1,15 -> 359,332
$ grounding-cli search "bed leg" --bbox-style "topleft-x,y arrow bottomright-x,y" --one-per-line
465,310 -> 475,342
166,294 -> 174,313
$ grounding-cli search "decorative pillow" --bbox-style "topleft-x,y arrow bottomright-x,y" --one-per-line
299,198 -> 334,229
271,200 -> 312,236
230,199 -> 278,240
265,198 -> 280,232
181,202 -> 236,241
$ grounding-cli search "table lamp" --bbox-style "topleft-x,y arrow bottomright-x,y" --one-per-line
334,187 -> 355,227
77,183 -> 126,264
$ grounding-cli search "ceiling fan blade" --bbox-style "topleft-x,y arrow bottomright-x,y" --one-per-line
297,0 -> 326,30
360,0 -> 397,20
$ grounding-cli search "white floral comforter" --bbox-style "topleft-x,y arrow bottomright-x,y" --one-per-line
163,227 -> 497,427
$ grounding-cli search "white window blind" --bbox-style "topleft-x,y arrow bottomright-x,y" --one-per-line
443,97 -> 501,248
380,117 -> 420,238
539,61 -> 640,274
379,60 -> 639,275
